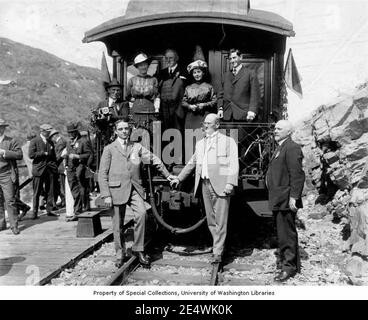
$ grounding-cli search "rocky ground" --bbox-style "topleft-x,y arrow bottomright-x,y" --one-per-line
49,194 -> 361,286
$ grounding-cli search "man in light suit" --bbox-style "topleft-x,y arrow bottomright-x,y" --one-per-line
266,120 -> 305,282
171,113 -> 239,263
217,48 -> 261,121
98,117 -> 174,268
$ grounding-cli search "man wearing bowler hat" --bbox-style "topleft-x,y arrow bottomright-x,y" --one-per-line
29,123 -> 59,219
0,119 -> 23,234
64,122 -> 93,221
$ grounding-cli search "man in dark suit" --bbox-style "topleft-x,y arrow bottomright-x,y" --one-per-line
266,120 -> 305,282
157,49 -> 186,133
49,129 -> 67,208
29,124 -> 58,219
99,118 -> 174,268
0,119 -> 23,234
64,123 -> 93,222
217,48 -> 261,121
90,78 -> 130,149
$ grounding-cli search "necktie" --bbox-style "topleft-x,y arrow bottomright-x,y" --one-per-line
232,68 -> 237,76
122,140 -> 127,152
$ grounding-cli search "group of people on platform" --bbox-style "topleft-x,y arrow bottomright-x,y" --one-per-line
0,48 -> 305,283
0,120 -> 95,235
90,48 -> 262,149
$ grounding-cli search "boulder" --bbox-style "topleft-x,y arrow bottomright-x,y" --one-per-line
346,255 -> 368,278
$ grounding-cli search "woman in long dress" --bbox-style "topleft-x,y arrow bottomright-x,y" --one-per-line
127,53 -> 160,129
181,60 -> 217,130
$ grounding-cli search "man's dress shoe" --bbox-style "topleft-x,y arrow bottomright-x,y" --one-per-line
274,270 -> 296,282
47,211 -> 60,217
11,227 -> 20,235
211,254 -> 222,264
132,251 -> 150,266
66,215 -> 78,222
18,205 -> 31,221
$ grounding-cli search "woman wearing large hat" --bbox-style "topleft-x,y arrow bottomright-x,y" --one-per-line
182,59 -> 217,130
126,53 -> 159,131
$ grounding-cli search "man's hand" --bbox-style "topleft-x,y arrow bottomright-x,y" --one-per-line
0,149 -> 5,157
69,153 -> 79,160
189,105 -> 197,111
289,197 -> 298,212
104,196 -> 113,208
246,111 -> 256,121
170,177 -> 180,188
217,110 -> 223,119
224,183 -> 234,195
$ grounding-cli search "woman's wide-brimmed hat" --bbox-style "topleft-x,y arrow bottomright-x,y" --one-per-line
134,53 -> 150,67
187,60 -> 208,73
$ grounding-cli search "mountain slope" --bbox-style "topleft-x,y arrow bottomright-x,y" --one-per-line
0,37 -> 104,142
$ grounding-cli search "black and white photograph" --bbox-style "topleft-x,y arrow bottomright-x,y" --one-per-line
0,0 -> 368,302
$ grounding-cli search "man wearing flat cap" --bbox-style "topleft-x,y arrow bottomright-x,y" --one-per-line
64,122 -> 93,221
29,124 -> 58,219
49,129 -> 67,209
90,78 -> 130,152
0,119 -> 23,234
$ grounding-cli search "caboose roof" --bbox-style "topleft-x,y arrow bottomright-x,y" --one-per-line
83,0 -> 295,43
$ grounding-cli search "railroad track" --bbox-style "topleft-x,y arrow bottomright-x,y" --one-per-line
107,245 -> 268,286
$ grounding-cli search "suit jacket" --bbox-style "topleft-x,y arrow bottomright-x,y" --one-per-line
29,135 -> 57,177
217,65 -> 261,121
66,135 -> 93,171
98,139 -> 170,205
158,66 -> 186,119
54,136 -> 67,174
266,138 -> 305,211
178,132 -> 239,196
0,135 -> 23,182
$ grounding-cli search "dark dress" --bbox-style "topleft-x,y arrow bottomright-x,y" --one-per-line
181,82 -> 217,130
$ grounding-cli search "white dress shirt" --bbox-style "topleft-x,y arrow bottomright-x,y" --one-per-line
117,137 -> 128,151
201,131 -> 218,179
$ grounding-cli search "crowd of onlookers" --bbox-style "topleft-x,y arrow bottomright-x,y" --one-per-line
0,119 -> 95,235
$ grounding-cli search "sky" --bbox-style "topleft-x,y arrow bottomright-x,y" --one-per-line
1,0 -> 368,123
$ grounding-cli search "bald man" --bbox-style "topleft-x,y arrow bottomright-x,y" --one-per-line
172,113 -> 239,263
266,120 -> 305,282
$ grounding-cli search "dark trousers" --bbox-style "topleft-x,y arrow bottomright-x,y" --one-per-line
67,165 -> 87,214
0,172 -> 17,229
274,209 -> 301,273
32,169 -> 55,213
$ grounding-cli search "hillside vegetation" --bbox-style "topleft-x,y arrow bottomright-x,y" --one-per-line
0,37 -> 104,142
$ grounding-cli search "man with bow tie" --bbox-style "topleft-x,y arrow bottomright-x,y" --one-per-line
171,113 -> 239,263
29,124 -> 58,219
157,49 -> 187,132
266,120 -> 305,282
98,117 -> 176,268
64,123 -> 93,222
217,48 -> 261,122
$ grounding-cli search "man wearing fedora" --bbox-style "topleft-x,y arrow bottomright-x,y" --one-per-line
49,129 -> 67,209
64,122 -> 93,221
91,78 -> 130,149
0,119 -> 23,234
29,124 -> 59,219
